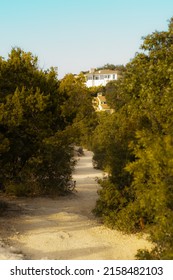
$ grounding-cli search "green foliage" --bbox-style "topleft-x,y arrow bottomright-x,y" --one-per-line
0,48 -> 97,196
0,48 -> 74,196
97,63 -> 126,73
136,213 -> 173,259
105,79 -> 126,110
92,18 -> 173,259
59,73 -> 98,147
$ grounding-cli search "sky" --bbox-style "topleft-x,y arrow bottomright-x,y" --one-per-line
0,0 -> 173,78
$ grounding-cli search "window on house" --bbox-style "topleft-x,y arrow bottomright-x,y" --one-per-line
87,76 -> 93,80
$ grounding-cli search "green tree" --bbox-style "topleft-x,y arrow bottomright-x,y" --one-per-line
59,73 -> 98,147
0,48 -> 74,196
92,18 -> 173,259
97,63 -> 126,73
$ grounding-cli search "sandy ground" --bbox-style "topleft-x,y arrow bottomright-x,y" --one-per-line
0,150 -> 152,260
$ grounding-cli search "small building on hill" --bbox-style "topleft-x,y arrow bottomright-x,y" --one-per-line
92,93 -> 114,113
85,68 -> 118,87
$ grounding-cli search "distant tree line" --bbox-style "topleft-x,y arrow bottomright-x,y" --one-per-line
96,63 -> 126,74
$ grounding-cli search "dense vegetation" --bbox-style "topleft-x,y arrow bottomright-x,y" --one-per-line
91,19 -> 173,259
0,48 -> 95,197
1,19 -> 173,260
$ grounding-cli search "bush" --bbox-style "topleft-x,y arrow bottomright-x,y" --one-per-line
92,19 -> 173,259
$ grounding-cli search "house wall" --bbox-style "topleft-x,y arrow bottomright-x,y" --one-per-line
86,73 -> 118,87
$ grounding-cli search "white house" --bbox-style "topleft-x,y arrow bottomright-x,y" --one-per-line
85,68 -> 118,87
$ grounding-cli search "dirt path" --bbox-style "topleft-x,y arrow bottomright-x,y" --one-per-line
0,150 -> 152,260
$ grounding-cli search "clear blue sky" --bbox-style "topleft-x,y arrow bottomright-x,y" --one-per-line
0,0 -> 173,78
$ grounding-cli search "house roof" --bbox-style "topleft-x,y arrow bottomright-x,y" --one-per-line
86,69 -> 117,76
97,95 -> 110,110
101,103 -> 110,110
97,95 -> 106,101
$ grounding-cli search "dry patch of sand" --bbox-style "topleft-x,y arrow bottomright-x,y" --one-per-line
0,150 -> 152,259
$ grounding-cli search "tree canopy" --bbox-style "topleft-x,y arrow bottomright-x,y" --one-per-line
92,18 -> 173,259
0,48 -> 95,196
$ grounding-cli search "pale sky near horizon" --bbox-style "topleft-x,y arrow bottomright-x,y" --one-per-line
0,0 -> 173,78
